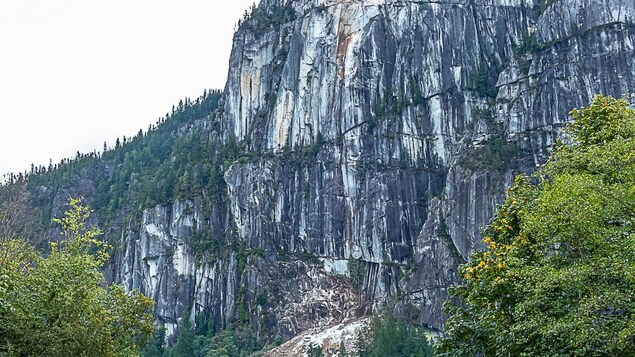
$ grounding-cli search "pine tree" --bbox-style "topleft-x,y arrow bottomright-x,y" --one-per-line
173,313 -> 195,357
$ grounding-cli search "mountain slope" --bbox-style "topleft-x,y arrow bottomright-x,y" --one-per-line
4,0 -> 635,347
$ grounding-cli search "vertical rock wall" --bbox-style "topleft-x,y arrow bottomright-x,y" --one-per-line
111,0 -> 635,341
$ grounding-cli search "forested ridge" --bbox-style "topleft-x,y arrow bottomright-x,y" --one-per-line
2,89 -> 225,242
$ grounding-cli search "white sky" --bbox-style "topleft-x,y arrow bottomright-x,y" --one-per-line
0,0 -> 258,176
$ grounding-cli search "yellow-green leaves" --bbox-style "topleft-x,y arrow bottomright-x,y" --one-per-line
568,95 -> 635,147
438,96 -> 635,356
52,197 -> 110,265
0,199 -> 153,356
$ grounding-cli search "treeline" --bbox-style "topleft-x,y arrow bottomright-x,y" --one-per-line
142,314 -> 265,357
141,309 -> 433,357
7,89 -> 225,230
2,90 -> 222,184
237,2 -> 296,35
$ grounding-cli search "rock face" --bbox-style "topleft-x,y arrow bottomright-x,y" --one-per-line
106,0 -> 635,343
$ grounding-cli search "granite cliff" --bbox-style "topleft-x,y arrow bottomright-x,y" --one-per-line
8,0 -> 635,347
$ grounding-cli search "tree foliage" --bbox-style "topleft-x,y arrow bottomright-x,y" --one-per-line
357,310 -> 433,357
0,198 -> 154,356
173,313 -> 196,357
437,95 -> 635,356
148,315 -> 261,357
20,90 -> 223,226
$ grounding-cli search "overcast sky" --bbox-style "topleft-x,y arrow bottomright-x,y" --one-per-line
0,0 -> 257,176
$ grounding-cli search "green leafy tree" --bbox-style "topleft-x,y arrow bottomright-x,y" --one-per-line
173,313 -> 196,357
357,310 -> 432,357
437,95 -> 635,356
348,257 -> 366,290
236,326 -> 260,356
206,329 -> 239,357
141,329 -> 165,357
0,198 -> 154,356
192,335 -> 209,357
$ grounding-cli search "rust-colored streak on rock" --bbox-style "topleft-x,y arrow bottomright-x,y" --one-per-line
336,5 -> 353,82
